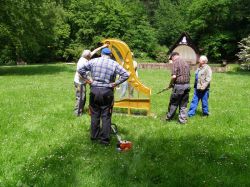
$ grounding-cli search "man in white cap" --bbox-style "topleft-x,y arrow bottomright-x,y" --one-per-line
74,44 -> 107,116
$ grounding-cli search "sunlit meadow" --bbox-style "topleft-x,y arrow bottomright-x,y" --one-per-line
0,64 -> 249,186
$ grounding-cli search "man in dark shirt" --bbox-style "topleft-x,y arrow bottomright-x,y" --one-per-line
78,48 -> 129,145
166,52 -> 190,124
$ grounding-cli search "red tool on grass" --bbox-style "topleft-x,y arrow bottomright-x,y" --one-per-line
111,124 -> 132,152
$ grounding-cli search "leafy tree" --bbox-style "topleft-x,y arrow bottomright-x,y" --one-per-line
187,0 -> 250,61
64,0 -> 157,60
50,4 -> 71,61
1,0 -> 249,64
0,0 -> 69,64
153,0 -> 191,45
140,0 -> 159,25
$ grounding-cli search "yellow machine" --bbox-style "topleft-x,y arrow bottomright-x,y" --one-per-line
102,39 -> 151,115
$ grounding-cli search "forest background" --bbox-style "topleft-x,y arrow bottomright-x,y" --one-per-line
0,0 -> 249,65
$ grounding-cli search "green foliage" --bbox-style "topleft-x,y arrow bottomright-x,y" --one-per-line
63,0 -> 158,60
0,0 -> 69,64
187,0 -> 250,61
154,0 -> 191,45
153,45 -> 169,63
199,32 -> 236,60
0,0 -> 249,63
63,43 -> 84,61
0,64 -> 250,186
50,5 -> 71,60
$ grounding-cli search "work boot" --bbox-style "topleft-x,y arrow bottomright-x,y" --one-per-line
202,113 -> 209,118
178,120 -> 187,125
99,138 -> 110,146
165,116 -> 171,121
99,140 -> 110,146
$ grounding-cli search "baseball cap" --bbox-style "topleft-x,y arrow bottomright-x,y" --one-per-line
169,52 -> 179,60
101,48 -> 112,55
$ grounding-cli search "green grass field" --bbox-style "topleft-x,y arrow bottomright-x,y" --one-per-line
0,64 -> 249,186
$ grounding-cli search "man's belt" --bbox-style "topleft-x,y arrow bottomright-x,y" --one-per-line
175,82 -> 189,85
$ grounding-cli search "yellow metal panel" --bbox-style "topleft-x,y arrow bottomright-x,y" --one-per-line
102,39 -> 151,115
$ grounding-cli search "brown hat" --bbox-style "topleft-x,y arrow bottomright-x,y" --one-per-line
169,52 -> 179,60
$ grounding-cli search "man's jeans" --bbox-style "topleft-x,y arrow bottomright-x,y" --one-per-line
188,89 -> 209,117
120,81 -> 134,98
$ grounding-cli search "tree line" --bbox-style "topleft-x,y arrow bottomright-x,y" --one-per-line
0,0 -> 249,64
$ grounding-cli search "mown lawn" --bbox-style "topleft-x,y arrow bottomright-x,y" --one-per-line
0,64 -> 249,187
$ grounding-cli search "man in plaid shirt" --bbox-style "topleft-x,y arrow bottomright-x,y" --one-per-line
78,48 -> 129,145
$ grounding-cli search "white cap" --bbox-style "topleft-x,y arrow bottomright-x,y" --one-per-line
81,50 -> 91,58
200,55 -> 208,63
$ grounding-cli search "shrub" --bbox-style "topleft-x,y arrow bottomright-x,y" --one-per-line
237,35 -> 250,71
63,43 -> 84,62
153,45 -> 169,63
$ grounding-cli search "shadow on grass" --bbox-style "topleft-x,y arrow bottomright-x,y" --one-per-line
0,64 -> 74,76
102,135 -> 250,186
18,133 -> 250,186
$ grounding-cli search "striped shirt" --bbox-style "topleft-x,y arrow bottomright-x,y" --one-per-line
78,56 -> 129,88
172,58 -> 190,84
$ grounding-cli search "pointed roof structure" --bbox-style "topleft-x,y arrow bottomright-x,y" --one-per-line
169,32 -> 199,64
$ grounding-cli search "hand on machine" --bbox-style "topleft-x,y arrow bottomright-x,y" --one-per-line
111,124 -> 132,152
156,87 -> 171,94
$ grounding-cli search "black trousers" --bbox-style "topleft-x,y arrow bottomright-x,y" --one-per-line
167,84 -> 190,123
89,87 -> 114,142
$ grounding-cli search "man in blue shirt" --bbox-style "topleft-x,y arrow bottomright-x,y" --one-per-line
78,48 -> 129,145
